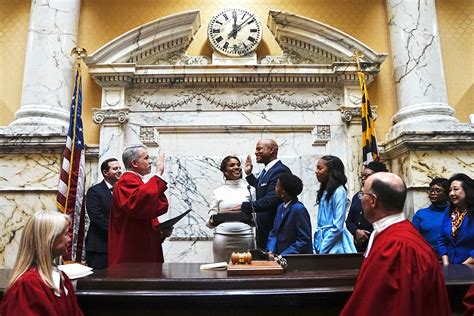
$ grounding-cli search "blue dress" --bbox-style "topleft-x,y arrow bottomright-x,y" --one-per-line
313,186 -> 356,254
411,203 -> 448,254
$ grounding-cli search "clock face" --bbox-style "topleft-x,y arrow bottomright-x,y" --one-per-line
208,8 -> 262,57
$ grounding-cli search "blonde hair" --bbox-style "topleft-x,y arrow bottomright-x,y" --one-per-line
7,210 -> 70,294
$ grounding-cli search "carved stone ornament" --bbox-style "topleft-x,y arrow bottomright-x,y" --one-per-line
140,127 -> 159,145
311,125 -> 331,146
340,105 -> 377,123
92,108 -> 129,124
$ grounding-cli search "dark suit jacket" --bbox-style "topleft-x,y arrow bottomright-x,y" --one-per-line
266,200 -> 312,255
242,160 -> 291,249
345,192 -> 373,252
85,180 -> 113,253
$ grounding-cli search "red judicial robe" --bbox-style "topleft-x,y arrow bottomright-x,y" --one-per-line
464,284 -> 474,316
108,172 -> 169,265
340,220 -> 450,316
1,268 -> 83,316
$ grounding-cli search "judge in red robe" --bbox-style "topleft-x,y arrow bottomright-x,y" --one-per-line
341,172 -> 451,316
108,145 -> 170,265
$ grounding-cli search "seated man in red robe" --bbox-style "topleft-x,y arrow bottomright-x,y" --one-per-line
341,172 -> 450,316
108,145 -> 172,265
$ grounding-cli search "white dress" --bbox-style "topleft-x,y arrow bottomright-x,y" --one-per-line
207,179 -> 255,262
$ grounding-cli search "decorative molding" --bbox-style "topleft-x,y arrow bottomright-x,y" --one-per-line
85,11 -> 201,64
267,10 -> 387,65
132,89 -> 338,111
380,130 -> 474,159
339,105 -> 378,123
92,108 -> 129,124
311,125 -> 331,146
141,125 -> 316,134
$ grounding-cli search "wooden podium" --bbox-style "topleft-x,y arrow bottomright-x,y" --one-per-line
227,260 -> 284,276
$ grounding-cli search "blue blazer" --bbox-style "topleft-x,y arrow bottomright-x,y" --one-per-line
267,200 -> 312,255
242,160 -> 291,249
85,180 -> 113,253
438,208 -> 474,264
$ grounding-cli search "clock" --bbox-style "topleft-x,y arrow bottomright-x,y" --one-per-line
207,8 -> 262,57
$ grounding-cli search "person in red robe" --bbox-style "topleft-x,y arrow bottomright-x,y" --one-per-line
464,284 -> 474,316
1,211 -> 83,315
108,145 -> 172,265
341,172 -> 451,316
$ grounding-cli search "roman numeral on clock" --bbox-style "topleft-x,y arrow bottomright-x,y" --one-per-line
223,42 -> 229,50
216,36 -> 223,43
247,36 -> 256,43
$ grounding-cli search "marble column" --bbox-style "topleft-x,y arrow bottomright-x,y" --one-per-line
10,0 -> 81,131
386,0 -> 458,138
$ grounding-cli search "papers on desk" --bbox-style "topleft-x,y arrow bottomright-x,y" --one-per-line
199,262 -> 228,271
58,263 -> 94,279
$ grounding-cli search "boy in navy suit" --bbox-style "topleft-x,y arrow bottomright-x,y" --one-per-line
267,173 -> 312,255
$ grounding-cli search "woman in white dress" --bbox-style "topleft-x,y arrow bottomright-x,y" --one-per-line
207,155 -> 255,262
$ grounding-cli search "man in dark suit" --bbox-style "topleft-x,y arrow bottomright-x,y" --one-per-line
85,158 -> 122,269
241,139 -> 291,249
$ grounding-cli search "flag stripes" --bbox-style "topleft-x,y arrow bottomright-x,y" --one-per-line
358,71 -> 380,165
56,63 -> 87,262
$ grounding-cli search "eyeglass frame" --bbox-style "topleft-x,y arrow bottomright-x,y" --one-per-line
427,188 -> 445,194
358,191 -> 376,199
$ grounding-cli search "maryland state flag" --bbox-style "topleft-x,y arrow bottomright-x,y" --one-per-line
56,61 -> 87,262
358,70 -> 380,165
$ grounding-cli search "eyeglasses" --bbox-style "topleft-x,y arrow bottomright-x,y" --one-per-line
358,191 -> 375,199
427,188 -> 445,194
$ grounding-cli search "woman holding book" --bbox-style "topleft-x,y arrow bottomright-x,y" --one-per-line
207,155 -> 256,262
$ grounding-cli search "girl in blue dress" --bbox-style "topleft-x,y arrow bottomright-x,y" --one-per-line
313,155 -> 356,254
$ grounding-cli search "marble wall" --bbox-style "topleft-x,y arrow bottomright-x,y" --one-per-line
0,149 -> 98,268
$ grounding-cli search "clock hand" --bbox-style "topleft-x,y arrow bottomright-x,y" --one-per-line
229,11 -> 238,39
228,15 -> 253,39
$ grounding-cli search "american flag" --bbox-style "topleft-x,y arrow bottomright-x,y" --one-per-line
56,62 -> 87,262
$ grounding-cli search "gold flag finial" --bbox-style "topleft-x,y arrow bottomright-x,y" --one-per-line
351,50 -> 364,72
71,47 -> 88,60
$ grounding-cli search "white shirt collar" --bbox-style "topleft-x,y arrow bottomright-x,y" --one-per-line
264,159 -> 280,172
104,179 -> 114,189
52,266 -> 68,297
364,212 -> 405,258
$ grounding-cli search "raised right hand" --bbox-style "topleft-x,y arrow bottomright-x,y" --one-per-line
156,153 -> 165,176
245,155 -> 253,175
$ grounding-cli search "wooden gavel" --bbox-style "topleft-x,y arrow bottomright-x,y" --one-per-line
230,251 -> 252,264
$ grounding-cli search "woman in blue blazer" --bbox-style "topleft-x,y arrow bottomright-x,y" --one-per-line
438,173 -> 474,264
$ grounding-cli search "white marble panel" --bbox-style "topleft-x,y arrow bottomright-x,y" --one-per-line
0,154 -> 60,190
0,193 -> 57,268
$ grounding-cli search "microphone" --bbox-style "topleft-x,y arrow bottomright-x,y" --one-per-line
247,185 -> 258,249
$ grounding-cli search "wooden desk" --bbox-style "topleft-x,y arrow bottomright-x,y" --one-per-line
1,254 -> 472,315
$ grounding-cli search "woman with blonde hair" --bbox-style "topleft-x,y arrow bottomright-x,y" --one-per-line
1,210 -> 84,315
